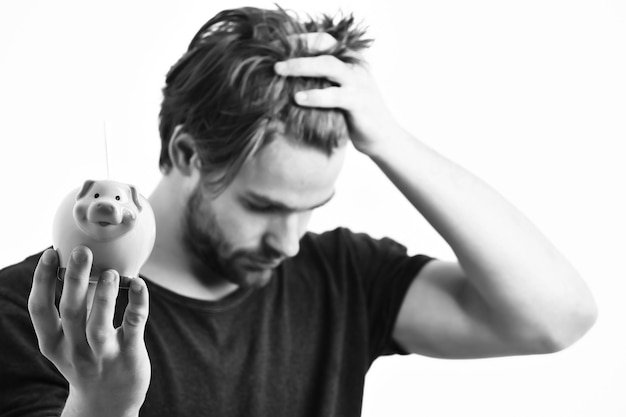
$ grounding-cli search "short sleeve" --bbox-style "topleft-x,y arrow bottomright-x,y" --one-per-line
309,228 -> 434,361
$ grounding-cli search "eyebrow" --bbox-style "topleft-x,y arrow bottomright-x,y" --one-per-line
244,190 -> 336,212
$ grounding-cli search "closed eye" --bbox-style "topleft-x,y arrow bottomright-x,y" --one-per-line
244,202 -> 285,214
240,190 -> 335,214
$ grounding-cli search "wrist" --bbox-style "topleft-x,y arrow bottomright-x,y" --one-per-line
62,388 -> 143,417
359,126 -> 416,162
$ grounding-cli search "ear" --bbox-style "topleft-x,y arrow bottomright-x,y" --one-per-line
129,185 -> 143,212
75,179 -> 95,200
168,125 -> 202,176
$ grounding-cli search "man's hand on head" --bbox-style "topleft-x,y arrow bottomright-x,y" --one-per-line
274,32 -> 404,157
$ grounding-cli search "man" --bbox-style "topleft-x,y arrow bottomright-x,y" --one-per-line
0,6 -> 597,417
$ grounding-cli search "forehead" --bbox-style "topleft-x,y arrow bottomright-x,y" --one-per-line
92,181 -> 128,195
230,136 -> 347,207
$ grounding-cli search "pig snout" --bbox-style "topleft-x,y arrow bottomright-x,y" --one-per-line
87,201 -> 124,226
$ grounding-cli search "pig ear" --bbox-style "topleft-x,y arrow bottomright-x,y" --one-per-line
129,185 -> 143,212
75,180 -> 96,200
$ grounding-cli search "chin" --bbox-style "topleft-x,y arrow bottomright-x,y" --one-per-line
233,266 -> 275,289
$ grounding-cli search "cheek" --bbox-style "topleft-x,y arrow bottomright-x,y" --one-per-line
73,202 -> 88,217
213,202 -> 269,248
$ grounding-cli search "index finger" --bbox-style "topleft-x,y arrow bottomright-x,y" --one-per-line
28,249 -> 62,349
293,32 -> 336,52
274,55 -> 348,83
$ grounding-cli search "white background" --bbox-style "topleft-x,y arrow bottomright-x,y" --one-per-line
1,0 -> 624,416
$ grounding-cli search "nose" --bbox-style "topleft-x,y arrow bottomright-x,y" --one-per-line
264,213 -> 301,259
96,202 -> 115,213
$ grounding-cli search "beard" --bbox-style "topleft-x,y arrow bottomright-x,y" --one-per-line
182,184 -> 281,290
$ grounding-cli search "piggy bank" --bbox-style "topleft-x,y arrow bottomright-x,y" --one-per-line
52,179 -> 156,287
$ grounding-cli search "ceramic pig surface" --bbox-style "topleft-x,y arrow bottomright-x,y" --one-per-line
52,179 -> 156,286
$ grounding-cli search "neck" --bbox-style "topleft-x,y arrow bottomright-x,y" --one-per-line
140,175 -> 239,301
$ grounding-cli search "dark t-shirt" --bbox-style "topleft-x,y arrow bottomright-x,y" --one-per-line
0,227 -> 432,417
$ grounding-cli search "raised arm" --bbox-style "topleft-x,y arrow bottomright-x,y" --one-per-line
274,36 -> 597,359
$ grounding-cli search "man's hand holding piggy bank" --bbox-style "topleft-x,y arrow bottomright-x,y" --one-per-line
52,179 -> 156,288
27,179 -> 155,417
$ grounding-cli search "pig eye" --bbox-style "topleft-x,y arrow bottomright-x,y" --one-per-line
94,193 -> 100,198
115,196 -> 121,201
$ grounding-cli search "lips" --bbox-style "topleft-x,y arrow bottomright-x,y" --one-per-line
245,257 -> 284,270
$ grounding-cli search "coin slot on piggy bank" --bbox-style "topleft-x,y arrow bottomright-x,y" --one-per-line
52,179 -> 156,288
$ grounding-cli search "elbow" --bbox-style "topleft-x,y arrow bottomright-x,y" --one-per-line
538,296 -> 599,354
532,267 -> 599,354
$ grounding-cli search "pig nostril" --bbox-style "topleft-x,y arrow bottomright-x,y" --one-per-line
97,203 -> 114,212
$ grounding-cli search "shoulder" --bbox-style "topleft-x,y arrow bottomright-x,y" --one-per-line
296,227 -> 432,281
300,227 -> 418,261
301,226 -> 399,250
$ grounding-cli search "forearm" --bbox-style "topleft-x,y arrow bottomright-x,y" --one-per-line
369,129 -> 557,275
368,128 -> 597,344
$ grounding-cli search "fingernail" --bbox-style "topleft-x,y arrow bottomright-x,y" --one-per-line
102,270 -> 118,284
41,249 -> 56,265
71,248 -> 88,263
130,278 -> 143,293
295,91 -> 307,103
274,62 -> 286,73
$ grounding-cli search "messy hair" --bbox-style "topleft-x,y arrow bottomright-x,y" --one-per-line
158,6 -> 372,191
